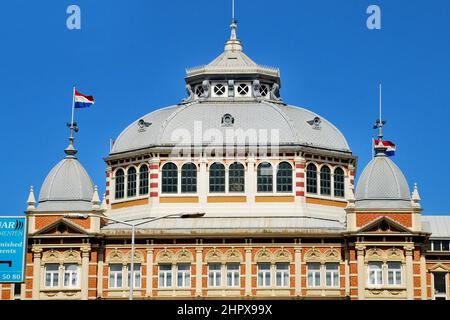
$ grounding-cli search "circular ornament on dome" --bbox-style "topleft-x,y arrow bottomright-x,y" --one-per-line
221,113 -> 234,127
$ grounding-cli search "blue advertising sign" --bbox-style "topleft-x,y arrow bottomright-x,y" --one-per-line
0,216 -> 27,283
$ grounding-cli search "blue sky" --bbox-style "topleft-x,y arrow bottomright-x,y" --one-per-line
0,0 -> 448,216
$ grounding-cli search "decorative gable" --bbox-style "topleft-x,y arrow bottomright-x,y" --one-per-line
32,218 -> 89,236
357,216 -> 412,234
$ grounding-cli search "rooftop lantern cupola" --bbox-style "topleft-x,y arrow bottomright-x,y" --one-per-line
182,19 -> 282,103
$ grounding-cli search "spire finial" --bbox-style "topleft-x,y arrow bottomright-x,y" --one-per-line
100,193 -> 108,211
91,185 -> 101,210
27,185 -> 36,211
373,83 -> 387,157
64,121 -> 78,157
412,182 -> 421,204
224,0 -> 242,51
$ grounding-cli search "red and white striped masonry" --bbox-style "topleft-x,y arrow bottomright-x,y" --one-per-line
149,159 -> 160,198
295,161 -> 305,197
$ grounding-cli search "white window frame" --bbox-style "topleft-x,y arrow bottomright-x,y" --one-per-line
387,262 -> 402,286
127,263 -> 142,288
63,264 -> 79,288
176,264 -> 191,288
257,263 -> 272,288
367,262 -> 383,287
226,263 -> 240,288
108,264 -> 123,289
158,264 -> 173,288
44,264 -> 60,288
275,263 -> 290,288
307,263 -> 321,288
325,263 -> 339,288
208,263 -> 222,288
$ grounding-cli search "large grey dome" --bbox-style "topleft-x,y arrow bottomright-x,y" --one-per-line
355,154 -> 411,209
110,101 -> 350,154
37,156 -> 94,211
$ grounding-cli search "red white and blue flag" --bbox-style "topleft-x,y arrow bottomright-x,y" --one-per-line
375,139 -> 396,156
74,90 -> 94,109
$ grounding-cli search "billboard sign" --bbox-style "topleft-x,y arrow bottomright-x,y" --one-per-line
0,216 -> 27,283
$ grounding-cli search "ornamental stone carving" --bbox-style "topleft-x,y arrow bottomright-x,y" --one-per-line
205,248 -> 223,263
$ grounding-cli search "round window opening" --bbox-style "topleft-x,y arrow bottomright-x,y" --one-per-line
260,85 -> 268,97
214,84 -> 226,96
195,86 -> 205,97
237,84 -> 249,96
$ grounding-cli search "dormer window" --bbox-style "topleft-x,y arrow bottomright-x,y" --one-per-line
214,84 -> 226,96
237,83 -> 249,96
195,85 -> 205,97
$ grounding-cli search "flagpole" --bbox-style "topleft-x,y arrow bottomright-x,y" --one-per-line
71,85 -> 76,127
379,83 -> 382,124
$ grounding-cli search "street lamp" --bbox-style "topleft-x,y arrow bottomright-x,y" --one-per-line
64,212 -> 205,300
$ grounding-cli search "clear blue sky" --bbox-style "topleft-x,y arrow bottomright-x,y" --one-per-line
0,0 -> 448,216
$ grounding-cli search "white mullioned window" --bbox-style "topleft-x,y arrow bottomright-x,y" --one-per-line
177,264 -> 191,288
367,262 -> 383,286
387,262 -> 402,286
109,264 -> 123,288
325,263 -> 339,288
127,263 -> 141,288
158,264 -> 172,288
63,264 -> 79,288
44,264 -> 59,288
208,263 -> 221,287
307,263 -> 321,287
257,263 -> 271,287
275,263 -> 290,287
226,263 -> 240,287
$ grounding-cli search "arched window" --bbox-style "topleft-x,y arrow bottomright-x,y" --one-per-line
277,162 -> 293,192
320,166 -> 331,195
306,164 -> 317,194
115,169 -> 125,199
229,162 -> 245,192
181,163 -> 197,193
139,165 -> 149,196
257,162 -> 273,192
161,163 -> 178,194
334,167 -> 345,197
127,167 -> 137,197
209,163 -> 225,193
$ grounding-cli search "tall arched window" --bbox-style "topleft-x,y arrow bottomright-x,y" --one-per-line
127,167 -> 137,197
320,166 -> 331,195
277,162 -> 293,192
115,169 -> 125,199
306,164 -> 317,194
209,163 -> 225,193
139,165 -> 149,196
181,163 -> 197,193
257,162 -> 273,192
229,162 -> 245,192
162,163 -> 178,193
334,167 -> 345,197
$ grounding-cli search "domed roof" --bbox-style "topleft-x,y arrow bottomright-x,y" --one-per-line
355,150 -> 411,209
37,128 -> 95,212
110,101 -> 350,154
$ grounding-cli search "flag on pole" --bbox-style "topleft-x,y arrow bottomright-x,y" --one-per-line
374,139 -> 396,156
74,90 -> 95,109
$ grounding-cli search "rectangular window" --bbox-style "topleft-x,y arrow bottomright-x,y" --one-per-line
275,263 -> 290,287
109,264 -> 123,288
307,263 -> 321,287
387,262 -> 402,286
442,241 -> 450,251
367,262 -> 383,286
127,263 -> 142,288
325,263 -> 339,288
63,264 -> 79,288
158,264 -> 172,288
432,240 -> 441,251
208,263 -> 222,287
257,263 -> 271,287
44,264 -> 59,288
226,263 -> 240,287
177,264 -> 191,288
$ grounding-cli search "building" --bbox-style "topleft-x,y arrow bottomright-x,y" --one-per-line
1,20 -> 450,301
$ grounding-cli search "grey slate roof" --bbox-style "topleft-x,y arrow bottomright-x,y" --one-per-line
37,157 -> 94,212
101,216 -> 345,235
422,216 -> 450,238
110,101 -> 350,154
355,154 -> 411,209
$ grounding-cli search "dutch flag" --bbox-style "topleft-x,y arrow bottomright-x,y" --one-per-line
375,139 -> 396,156
74,89 -> 94,109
